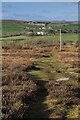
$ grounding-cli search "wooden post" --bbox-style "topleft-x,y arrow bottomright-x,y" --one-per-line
60,28 -> 62,51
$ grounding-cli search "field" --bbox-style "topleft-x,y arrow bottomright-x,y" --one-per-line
1,20 -> 79,37
1,20 -> 80,119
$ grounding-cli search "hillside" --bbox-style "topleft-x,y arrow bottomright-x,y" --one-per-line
2,20 -> 44,33
2,20 -> 29,33
1,20 -> 79,36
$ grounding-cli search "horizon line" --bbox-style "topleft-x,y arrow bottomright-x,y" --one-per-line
1,19 -> 79,22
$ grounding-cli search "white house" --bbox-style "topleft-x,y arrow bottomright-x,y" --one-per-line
37,31 -> 44,35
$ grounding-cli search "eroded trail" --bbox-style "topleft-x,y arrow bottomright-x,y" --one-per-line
27,49 -> 79,119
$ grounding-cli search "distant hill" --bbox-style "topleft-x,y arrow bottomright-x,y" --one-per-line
2,20 -> 27,33
2,20 -> 46,34
1,20 -> 79,36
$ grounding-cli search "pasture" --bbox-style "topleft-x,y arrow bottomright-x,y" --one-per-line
1,34 -> 78,50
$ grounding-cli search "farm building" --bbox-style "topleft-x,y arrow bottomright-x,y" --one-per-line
37,31 -> 44,35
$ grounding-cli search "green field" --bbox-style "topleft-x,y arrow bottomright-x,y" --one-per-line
1,33 -> 78,50
2,20 -> 79,34
47,23 -> 79,30
2,20 -> 43,33
1,34 -> 78,41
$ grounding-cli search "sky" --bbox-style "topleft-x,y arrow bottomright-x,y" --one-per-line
2,2 -> 78,21
1,0 -> 79,2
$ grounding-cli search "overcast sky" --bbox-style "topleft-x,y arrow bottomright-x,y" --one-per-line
2,2 -> 78,21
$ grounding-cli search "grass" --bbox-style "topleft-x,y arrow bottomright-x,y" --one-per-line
1,33 -> 78,41
2,20 -> 79,35
2,20 -> 43,33
2,21 -> 25,33
67,106 -> 79,118
1,35 -> 26,41
1,33 -> 78,50
27,50 -> 79,118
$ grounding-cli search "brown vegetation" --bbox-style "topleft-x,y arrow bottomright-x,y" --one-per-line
2,50 -> 39,119
1,42 -> 80,119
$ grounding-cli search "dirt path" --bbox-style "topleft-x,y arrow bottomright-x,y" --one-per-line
27,79 -> 49,118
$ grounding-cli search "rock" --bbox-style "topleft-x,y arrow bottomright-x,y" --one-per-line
56,77 -> 69,81
63,43 -> 66,45
56,69 -> 62,73
42,54 -> 50,57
